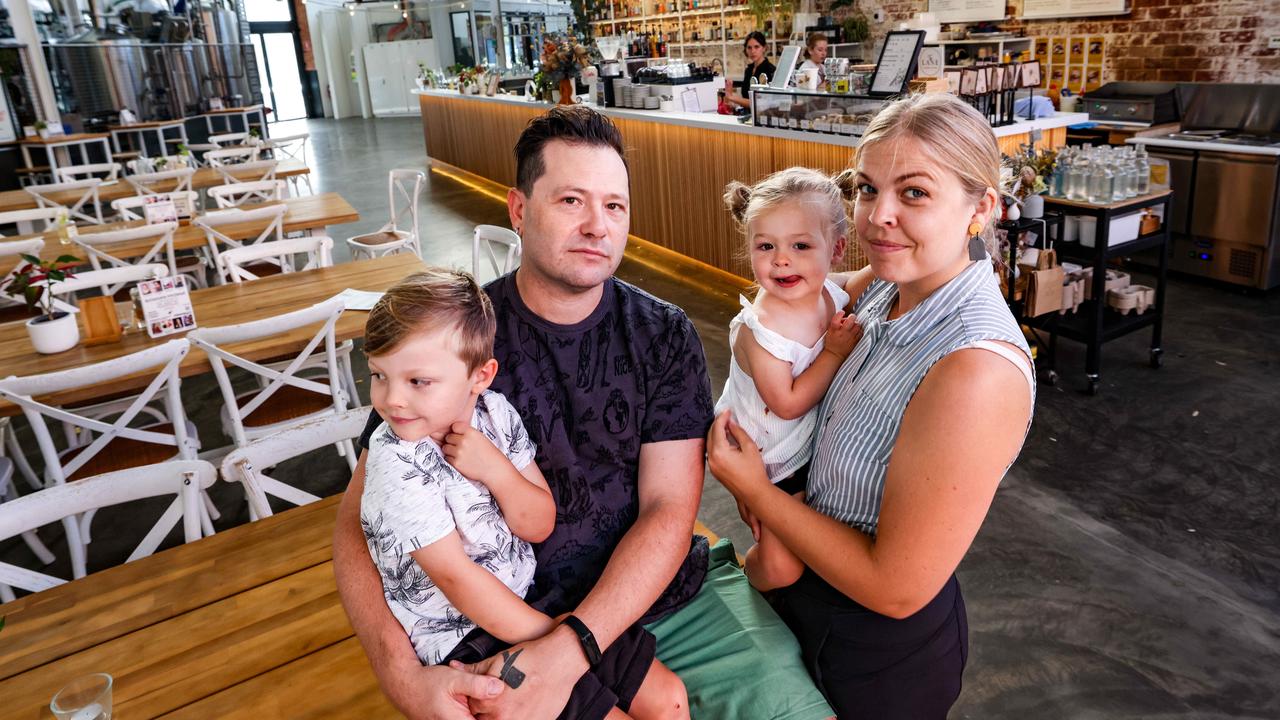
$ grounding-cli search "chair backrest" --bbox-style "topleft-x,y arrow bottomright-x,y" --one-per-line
384,169 -> 425,249
257,132 -> 309,163
193,203 -> 287,283
215,159 -> 278,185
0,207 -> 64,235
55,162 -> 122,184
126,167 -> 196,196
127,156 -> 198,174
48,262 -> 169,301
207,179 -> 285,208
25,179 -> 104,225
0,238 -> 45,306
111,191 -> 199,221
209,132 -> 250,146
205,146 -> 259,167
473,225 -> 522,279
188,298 -> 349,448
0,339 -> 196,489
0,460 -> 216,595
220,407 -> 368,519
219,235 -> 333,283
73,221 -> 179,276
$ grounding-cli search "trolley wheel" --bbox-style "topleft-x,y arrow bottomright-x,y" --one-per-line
1149,348 -> 1163,369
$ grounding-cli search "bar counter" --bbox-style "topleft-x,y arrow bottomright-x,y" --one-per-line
416,88 -> 1085,279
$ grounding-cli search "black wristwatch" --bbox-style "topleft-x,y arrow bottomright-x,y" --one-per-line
561,614 -> 603,669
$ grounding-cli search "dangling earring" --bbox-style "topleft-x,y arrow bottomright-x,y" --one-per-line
967,221 -> 986,260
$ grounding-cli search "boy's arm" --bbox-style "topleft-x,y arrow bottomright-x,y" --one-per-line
442,423 -> 555,543
413,531 -> 555,645
737,314 -> 862,421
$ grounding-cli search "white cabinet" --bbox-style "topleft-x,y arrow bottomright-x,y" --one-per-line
363,39 -> 439,116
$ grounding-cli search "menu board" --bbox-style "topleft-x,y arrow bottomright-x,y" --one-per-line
1022,0 -> 1128,19
138,275 -> 197,338
869,31 -> 926,97
927,0 -> 1005,23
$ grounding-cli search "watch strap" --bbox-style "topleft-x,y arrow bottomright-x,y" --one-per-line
561,614 -> 603,668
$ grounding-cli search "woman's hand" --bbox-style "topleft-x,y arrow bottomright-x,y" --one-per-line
707,411 -> 772,503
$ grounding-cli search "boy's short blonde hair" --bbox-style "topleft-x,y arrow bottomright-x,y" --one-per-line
364,268 -> 496,371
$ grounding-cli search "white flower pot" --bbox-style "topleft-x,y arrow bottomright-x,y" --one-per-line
1023,195 -> 1045,219
27,311 -> 80,354
415,77 -> 427,90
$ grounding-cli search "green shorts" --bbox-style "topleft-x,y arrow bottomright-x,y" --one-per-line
645,539 -> 834,720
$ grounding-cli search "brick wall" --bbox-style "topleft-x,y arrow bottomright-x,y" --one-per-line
824,0 -> 1280,84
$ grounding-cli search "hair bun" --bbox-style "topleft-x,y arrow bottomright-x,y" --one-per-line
832,168 -> 858,202
723,181 -> 752,225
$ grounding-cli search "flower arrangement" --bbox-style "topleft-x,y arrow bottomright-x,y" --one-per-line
1003,144 -> 1057,200
539,37 -> 593,84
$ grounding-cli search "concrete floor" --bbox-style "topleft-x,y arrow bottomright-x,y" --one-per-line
4,116 -> 1278,718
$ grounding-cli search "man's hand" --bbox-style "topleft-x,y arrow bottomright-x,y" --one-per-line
823,310 -> 863,360
387,661 -> 505,720
441,422 -> 507,484
459,625 -> 587,720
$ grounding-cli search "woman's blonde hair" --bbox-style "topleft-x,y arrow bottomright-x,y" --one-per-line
855,93 -> 1002,254
724,167 -> 857,251
364,268 -> 495,371
805,31 -> 827,56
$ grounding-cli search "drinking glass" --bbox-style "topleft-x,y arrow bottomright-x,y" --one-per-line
50,673 -> 112,720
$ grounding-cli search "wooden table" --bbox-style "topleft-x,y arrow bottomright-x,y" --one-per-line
0,254 -> 424,414
0,160 -> 312,213
202,104 -> 268,137
108,119 -> 190,158
19,133 -> 112,176
0,494 -> 401,719
0,191 -> 358,272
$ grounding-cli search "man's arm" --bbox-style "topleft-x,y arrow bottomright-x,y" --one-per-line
334,451 -> 503,719
575,436 -> 704,649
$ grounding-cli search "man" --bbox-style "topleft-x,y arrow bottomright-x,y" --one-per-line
334,106 -> 831,720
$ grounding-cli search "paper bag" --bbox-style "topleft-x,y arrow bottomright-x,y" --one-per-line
1024,248 -> 1064,317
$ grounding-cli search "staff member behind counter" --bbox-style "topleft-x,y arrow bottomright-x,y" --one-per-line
724,31 -> 776,110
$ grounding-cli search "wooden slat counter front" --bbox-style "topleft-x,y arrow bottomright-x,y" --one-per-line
0,495 -> 400,719
417,89 -> 1082,280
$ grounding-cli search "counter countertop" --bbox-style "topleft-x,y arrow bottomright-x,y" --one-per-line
1127,135 -> 1280,158
413,89 -> 1087,148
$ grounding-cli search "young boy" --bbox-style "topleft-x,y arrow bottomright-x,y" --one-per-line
360,269 -> 686,720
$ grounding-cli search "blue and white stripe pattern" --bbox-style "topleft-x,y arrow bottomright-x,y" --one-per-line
807,259 -> 1035,536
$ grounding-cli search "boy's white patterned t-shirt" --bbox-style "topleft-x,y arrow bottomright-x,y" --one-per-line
361,389 -> 538,665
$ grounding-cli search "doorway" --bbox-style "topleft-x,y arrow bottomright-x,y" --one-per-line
251,32 -> 307,122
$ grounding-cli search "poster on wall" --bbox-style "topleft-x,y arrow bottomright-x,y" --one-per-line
1050,66 -> 1066,87
1070,37 -> 1087,62
1087,36 -> 1105,65
1051,38 -> 1069,65
1022,0 -> 1128,19
1034,38 -> 1050,64
927,0 -> 1006,23
1067,66 -> 1085,93
1086,67 -> 1103,91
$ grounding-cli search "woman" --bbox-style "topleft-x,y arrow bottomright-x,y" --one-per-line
724,32 -> 775,110
707,92 -> 1035,718
797,32 -> 829,89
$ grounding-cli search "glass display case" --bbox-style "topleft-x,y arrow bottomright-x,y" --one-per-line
750,88 -> 886,136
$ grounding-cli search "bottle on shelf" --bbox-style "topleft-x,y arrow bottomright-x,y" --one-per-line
1134,144 -> 1151,195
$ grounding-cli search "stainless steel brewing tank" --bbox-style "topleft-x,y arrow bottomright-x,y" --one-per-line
48,26 -> 150,120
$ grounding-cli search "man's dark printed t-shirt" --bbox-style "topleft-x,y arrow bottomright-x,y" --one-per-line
360,274 -> 714,622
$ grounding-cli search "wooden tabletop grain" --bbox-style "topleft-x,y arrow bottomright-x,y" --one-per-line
0,494 -> 401,719
0,254 -> 425,414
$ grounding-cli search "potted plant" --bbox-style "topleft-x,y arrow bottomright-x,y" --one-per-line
175,143 -> 191,168
416,62 -> 429,90
34,120 -> 49,139
5,253 -> 81,354
539,37 -> 593,105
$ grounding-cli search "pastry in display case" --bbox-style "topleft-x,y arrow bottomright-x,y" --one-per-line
751,88 -> 887,136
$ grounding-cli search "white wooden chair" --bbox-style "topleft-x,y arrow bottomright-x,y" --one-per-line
111,191 -> 200,220
0,460 -> 217,602
125,167 -> 197,196
189,298 -> 355,469
48,262 -> 169,303
213,159 -> 278,186
0,208 -> 65,236
0,418 -> 57,581
204,146 -> 259,168
0,340 -> 210,572
126,156 -> 199,173
255,133 -> 312,195
220,408 -> 369,520
54,162 -> 122,183
192,203 -> 287,284
25,178 -> 105,225
207,179 -> 286,208
71,222 -> 207,290
473,224 -> 522,281
219,235 -> 333,283
345,169 -> 424,260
